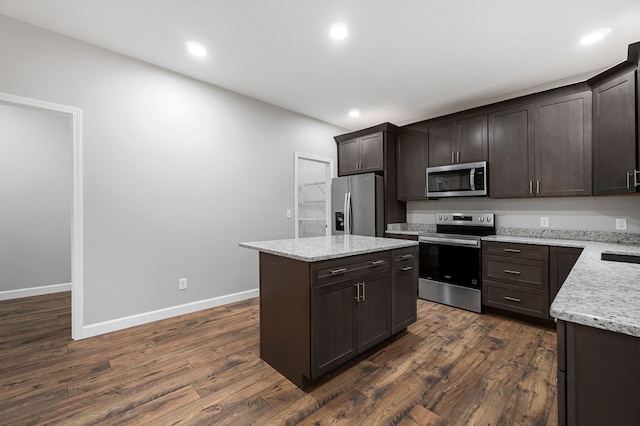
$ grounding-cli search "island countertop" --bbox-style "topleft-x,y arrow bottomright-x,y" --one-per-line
483,235 -> 640,338
239,235 -> 418,262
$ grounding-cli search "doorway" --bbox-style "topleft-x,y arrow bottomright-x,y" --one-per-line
0,92 -> 83,340
294,153 -> 333,238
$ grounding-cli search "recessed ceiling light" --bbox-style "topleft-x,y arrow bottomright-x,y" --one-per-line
330,22 -> 349,40
348,109 -> 360,118
579,28 -> 612,45
185,41 -> 207,57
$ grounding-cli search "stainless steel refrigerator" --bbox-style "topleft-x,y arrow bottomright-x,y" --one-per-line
331,173 -> 384,237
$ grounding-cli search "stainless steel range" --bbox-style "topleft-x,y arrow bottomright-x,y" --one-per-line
418,212 -> 495,313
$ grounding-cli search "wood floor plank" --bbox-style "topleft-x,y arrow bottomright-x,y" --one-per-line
0,292 -> 559,425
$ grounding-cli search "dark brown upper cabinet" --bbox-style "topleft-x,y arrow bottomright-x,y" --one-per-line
337,132 -> 383,175
534,91 -> 592,197
428,114 -> 488,167
488,104 -> 535,198
396,129 -> 429,200
488,90 -> 592,198
592,69 -> 639,195
335,123 -> 406,226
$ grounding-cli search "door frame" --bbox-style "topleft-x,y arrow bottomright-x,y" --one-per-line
293,152 -> 334,238
0,92 -> 84,340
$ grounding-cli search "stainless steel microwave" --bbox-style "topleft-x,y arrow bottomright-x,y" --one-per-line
426,161 -> 488,198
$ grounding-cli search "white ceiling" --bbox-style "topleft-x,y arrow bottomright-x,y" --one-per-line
1,0 -> 640,131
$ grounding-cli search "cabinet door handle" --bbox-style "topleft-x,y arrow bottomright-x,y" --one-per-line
503,248 -> 521,253
456,151 -> 460,163
504,296 -> 521,303
634,170 -> 640,187
331,268 -> 347,275
370,260 -> 385,266
361,282 -> 365,301
529,181 -> 533,195
503,269 -> 521,275
354,282 -> 360,301
401,266 -> 413,271
627,172 -> 632,189
536,180 -> 540,194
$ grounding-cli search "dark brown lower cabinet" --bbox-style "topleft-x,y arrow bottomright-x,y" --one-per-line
311,278 -> 358,378
259,247 -> 418,389
549,246 -> 583,302
391,257 -> 418,334
557,320 -> 640,426
311,269 -> 392,380
355,271 -> 392,352
483,242 -> 584,322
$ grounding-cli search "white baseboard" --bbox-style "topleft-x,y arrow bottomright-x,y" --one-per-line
76,288 -> 259,340
0,282 -> 71,301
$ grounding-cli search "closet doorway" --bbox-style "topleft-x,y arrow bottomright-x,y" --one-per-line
294,153 -> 333,238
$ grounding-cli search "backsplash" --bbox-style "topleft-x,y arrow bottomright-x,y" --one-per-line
495,227 -> 640,245
388,223 -> 640,245
387,223 -> 436,233
406,195 -> 640,234
391,195 -> 640,245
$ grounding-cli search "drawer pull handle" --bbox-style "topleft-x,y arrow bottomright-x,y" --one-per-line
503,269 -> 521,275
400,254 -> 413,259
504,296 -> 521,303
401,266 -> 413,271
503,248 -> 521,253
370,260 -> 385,266
354,282 -> 360,301
330,268 -> 347,275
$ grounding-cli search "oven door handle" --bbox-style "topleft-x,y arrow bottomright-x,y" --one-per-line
419,236 -> 480,248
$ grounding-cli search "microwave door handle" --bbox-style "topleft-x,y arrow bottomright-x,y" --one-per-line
470,168 -> 475,190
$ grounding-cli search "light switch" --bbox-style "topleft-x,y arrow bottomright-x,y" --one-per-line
540,217 -> 549,228
286,209 -> 292,219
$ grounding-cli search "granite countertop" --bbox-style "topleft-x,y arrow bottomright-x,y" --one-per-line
385,230 -> 422,236
240,235 -> 418,262
483,235 -> 640,338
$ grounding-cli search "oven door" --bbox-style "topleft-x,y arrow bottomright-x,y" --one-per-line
418,235 -> 483,313
418,241 -> 481,289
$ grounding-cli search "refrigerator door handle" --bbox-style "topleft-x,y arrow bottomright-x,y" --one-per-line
342,192 -> 349,234
346,192 -> 352,234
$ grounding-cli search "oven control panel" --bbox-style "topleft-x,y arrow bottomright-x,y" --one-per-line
436,212 -> 494,227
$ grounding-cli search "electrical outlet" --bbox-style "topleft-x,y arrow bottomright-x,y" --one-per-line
540,216 -> 549,228
615,218 -> 627,231
179,278 -> 188,290
286,209 -> 292,219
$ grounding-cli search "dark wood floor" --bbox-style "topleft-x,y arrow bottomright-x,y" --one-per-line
0,292 -> 558,425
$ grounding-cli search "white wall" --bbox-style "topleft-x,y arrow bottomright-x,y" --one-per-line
0,15 -> 342,330
0,104 -> 71,292
408,196 -> 640,233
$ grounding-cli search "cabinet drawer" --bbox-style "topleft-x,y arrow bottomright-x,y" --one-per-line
483,241 -> 549,261
483,280 -> 549,319
483,255 -> 549,290
391,246 -> 418,265
315,252 -> 390,286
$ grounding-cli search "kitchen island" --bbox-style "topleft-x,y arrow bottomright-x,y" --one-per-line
240,235 -> 418,389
